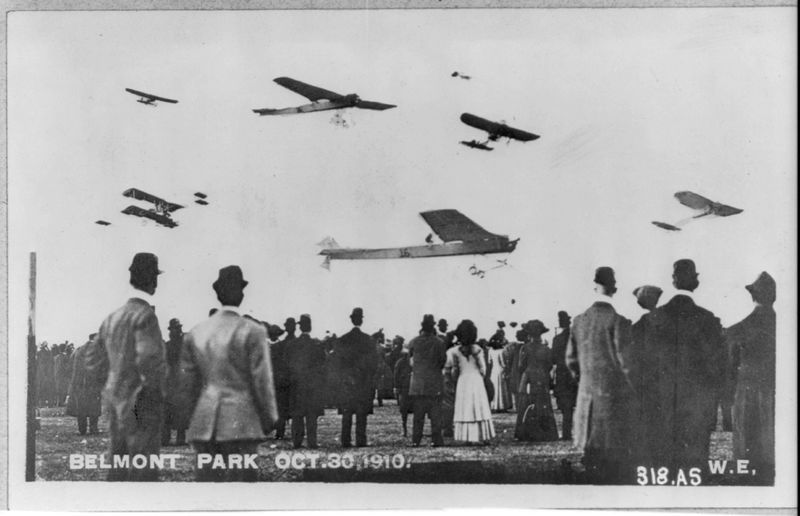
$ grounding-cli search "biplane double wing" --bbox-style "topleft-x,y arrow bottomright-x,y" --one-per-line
253,77 -> 396,116
121,188 -> 184,228
319,209 -> 518,268
460,112 -> 539,151
125,88 -> 179,106
652,191 -> 743,231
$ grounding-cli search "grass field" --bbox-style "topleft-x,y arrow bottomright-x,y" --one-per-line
34,401 -> 735,483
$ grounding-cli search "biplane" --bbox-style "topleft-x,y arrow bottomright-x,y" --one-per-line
121,188 -> 184,228
459,113 -> 539,151
125,88 -> 179,106
318,209 -> 518,270
652,191 -> 743,231
194,192 -> 209,206
253,77 -> 396,116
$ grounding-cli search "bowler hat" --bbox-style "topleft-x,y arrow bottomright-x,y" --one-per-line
594,266 -> 616,288
168,318 -> 182,330
522,319 -> 549,336
421,314 -> 436,328
745,271 -> 776,304
267,324 -> 285,340
212,265 -> 248,292
673,259 -> 698,277
350,307 -> 364,319
284,317 -> 296,328
129,252 -> 163,275
633,285 -> 663,310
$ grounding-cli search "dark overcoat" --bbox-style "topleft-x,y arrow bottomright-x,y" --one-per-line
551,329 -> 578,410
640,294 -> 725,468
285,333 -> 327,417
66,344 -> 102,417
566,301 -> 636,461
408,333 -> 446,396
332,327 -> 378,414
502,341 -> 522,397
270,336 -> 292,418
728,305 -> 775,472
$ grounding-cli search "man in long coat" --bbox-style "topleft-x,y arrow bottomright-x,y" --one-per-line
332,307 -> 378,448
566,266 -> 637,484
408,314 -> 447,447
86,252 -> 167,481
502,331 -> 524,411
640,259 -> 725,472
179,265 -> 278,481
551,311 -> 578,441
66,334 -> 102,435
162,318 -> 187,446
270,318 -> 294,440
728,271 -> 776,484
285,314 -> 326,449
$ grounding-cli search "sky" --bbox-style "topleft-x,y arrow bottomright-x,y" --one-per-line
7,8 -> 797,347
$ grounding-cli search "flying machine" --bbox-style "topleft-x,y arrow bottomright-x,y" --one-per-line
252,77 -> 396,116
451,71 -> 472,80
194,192 -> 209,206
95,220 -> 111,226
121,188 -> 184,228
468,258 -> 512,279
652,191 -> 743,231
125,88 -> 179,106
459,113 -> 539,151
318,209 -> 518,270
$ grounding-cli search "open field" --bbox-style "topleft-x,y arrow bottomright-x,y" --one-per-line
34,401 -> 735,484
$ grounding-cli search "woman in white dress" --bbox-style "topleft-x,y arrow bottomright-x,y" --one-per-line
447,320 -> 496,444
488,340 -> 512,412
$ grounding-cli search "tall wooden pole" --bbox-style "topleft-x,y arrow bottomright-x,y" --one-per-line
26,252 -> 37,481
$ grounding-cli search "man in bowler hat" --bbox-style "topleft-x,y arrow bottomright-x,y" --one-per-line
408,314 -> 447,447
285,314 -> 326,449
162,318 -> 188,446
86,252 -> 167,481
179,266 -> 278,481
566,266 -> 637,483
332,307 -> 378,447
640,259 -> 725,472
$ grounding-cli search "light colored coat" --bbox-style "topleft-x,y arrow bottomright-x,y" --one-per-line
86,297 -> 166,432
179,310 -> 278,442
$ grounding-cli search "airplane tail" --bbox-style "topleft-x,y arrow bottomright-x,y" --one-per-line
316,236 -> 340,249
320,256 -> 331,271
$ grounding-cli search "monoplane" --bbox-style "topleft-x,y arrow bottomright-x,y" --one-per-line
451,71 -> 472,80
95,220 -> 111,226
652,191 -> 743,231
125,88 -> 179,106
319,209 -> 518,270
253,77 -> 396,116
459,112 -> 539,151
121,188 -> 184,228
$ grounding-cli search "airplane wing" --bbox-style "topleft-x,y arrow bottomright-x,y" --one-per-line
95,220 -> 111,226
497,125 -> 540,142
711,202 -> 743,217
125,88 -> 178,104
652,221 -> 682,231
675,191 -> 714,211
122,188 -> 183,213
356,100 -> 397,111
122,205 -> 178,228
273,77 -> 344,101
461,113 -> 502,134
419,209 -> 501,242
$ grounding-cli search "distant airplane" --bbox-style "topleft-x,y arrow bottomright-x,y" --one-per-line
125,88 -> 179,106
468,258 -> 512,279
121,188 -> 184,228
451,71 -> 472,80
460,113 -> 539,151
652,191 -> 743,231
95,220 -> 111,226
253,77 -> 396,116
319,209 -> 518,270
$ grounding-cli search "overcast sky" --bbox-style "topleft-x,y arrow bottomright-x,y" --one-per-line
7,8 -> 797,347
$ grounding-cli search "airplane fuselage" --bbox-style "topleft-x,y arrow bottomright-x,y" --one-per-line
320,237 -> 518,260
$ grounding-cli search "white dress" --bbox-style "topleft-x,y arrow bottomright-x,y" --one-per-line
451,345 -> 496,442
